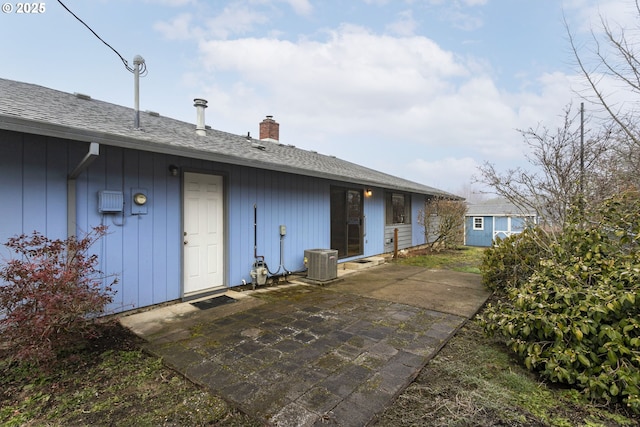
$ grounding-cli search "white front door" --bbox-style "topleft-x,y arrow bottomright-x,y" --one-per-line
183,172 -> 224,295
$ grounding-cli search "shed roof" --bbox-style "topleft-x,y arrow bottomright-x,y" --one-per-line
0,78 -> 455,198
466,198 -> 536,217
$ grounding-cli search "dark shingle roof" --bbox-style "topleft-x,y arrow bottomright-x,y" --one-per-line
0,78 -> 454,197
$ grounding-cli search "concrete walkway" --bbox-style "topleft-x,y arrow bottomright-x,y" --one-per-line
120,263 -> 491,426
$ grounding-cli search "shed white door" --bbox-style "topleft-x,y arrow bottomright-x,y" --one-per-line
183,172 -> 224,294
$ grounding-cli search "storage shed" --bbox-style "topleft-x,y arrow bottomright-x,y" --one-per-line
464,198 -> 537,247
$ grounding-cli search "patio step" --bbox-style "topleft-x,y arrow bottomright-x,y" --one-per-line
341,256 -> 385,271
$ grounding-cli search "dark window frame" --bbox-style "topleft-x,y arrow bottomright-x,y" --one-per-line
330,186 -> 364,258
385,192 -> 411,225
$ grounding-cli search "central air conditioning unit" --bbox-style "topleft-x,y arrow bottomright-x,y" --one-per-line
304,249 -> 338,281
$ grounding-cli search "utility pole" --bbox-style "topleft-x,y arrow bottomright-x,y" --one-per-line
580,102 -> 585,220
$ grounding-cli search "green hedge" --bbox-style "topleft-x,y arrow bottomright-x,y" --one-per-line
479,194 -> 640,412
480,227 -> 548,293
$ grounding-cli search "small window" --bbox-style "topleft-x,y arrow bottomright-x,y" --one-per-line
473,217 -> 484,230
386,192 -> 411,225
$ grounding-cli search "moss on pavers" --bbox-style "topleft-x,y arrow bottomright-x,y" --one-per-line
130,266 -> 487,425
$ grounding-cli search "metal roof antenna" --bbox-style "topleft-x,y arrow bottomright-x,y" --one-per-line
133,55 -> 145,129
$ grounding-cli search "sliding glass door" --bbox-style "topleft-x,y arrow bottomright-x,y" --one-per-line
330,187 -> 363,258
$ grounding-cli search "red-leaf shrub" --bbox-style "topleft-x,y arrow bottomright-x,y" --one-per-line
0,226 -> 116,366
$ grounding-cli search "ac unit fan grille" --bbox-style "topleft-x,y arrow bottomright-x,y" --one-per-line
305,249 -> 338,281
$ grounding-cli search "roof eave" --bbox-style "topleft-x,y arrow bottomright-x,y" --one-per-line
0,114 -> 450,197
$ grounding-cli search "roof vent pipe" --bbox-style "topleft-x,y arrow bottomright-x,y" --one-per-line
133,55 -> 145,129
194,98 -> 208,136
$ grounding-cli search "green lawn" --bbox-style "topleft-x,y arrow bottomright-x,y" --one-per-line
395,245 -> 485,274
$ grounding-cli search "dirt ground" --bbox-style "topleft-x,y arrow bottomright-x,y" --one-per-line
375,318 -> 638,426
2,247 -> 638,426
0,322 -> 262,426
3,309 -> 637,426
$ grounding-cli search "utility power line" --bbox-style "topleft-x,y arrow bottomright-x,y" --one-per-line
56,0 -> 147,75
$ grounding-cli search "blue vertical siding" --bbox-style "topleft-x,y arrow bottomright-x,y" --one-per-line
494,217 -> 508,232
77,146 -> 185,313
122,152 -> 141,309
0,131 -> 71,259
3,129 -> 438,314
363,188 -> 384,255
465,216 -> 493,247
411,193 -> 426,246
163,155 -> 182,303
0,131 -> 25,259
46,139 -> 68,236
512,217 -> 526,232
465,215 -> 530,247
176,160 -> 331,287
22,135 -> 49,235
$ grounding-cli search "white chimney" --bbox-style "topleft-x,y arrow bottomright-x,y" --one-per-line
194,98 -> 208,136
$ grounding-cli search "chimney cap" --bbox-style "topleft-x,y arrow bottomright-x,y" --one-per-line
194,98 -> 208,108
194,98 -> 208,136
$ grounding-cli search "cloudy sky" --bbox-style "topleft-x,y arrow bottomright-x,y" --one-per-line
0,0 -> 633,197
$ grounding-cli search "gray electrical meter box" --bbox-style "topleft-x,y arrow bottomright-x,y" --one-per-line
98,190 -> 124,213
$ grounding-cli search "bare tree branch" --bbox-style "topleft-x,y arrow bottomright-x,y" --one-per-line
476,104 -> 617,227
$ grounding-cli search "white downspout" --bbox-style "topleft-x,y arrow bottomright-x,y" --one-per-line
67,142 -> 100,238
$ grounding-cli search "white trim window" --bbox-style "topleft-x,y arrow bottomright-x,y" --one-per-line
473,217 -> 484,230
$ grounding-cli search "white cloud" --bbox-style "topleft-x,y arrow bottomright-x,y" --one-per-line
442,8 -> 484,31
283,0 -> 313,16
204,5 -> 268,39
405,156 -> 481,194
386,10 -> 418,36
193,24 -> 577,157
154,3 -> 269,40
166,15 -> 584,191
199,24 -> 469,93
564,0 -> 638,34
154,13 -> 200,40
145,0 -> 195,5
362,0 -> 391,5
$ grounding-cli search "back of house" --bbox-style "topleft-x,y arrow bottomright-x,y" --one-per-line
0,78 -> 458,314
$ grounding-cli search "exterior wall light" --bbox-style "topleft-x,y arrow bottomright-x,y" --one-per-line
365,189 -> 372,197
169,165 -> 179,176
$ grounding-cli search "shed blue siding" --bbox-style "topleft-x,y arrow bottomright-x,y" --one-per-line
494,217 -> 508,239
465,216 -> 493,247
465,215 -> 533,247
512,217 -> 526,232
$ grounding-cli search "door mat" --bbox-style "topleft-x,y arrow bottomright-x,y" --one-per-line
190,295 -> 236,310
